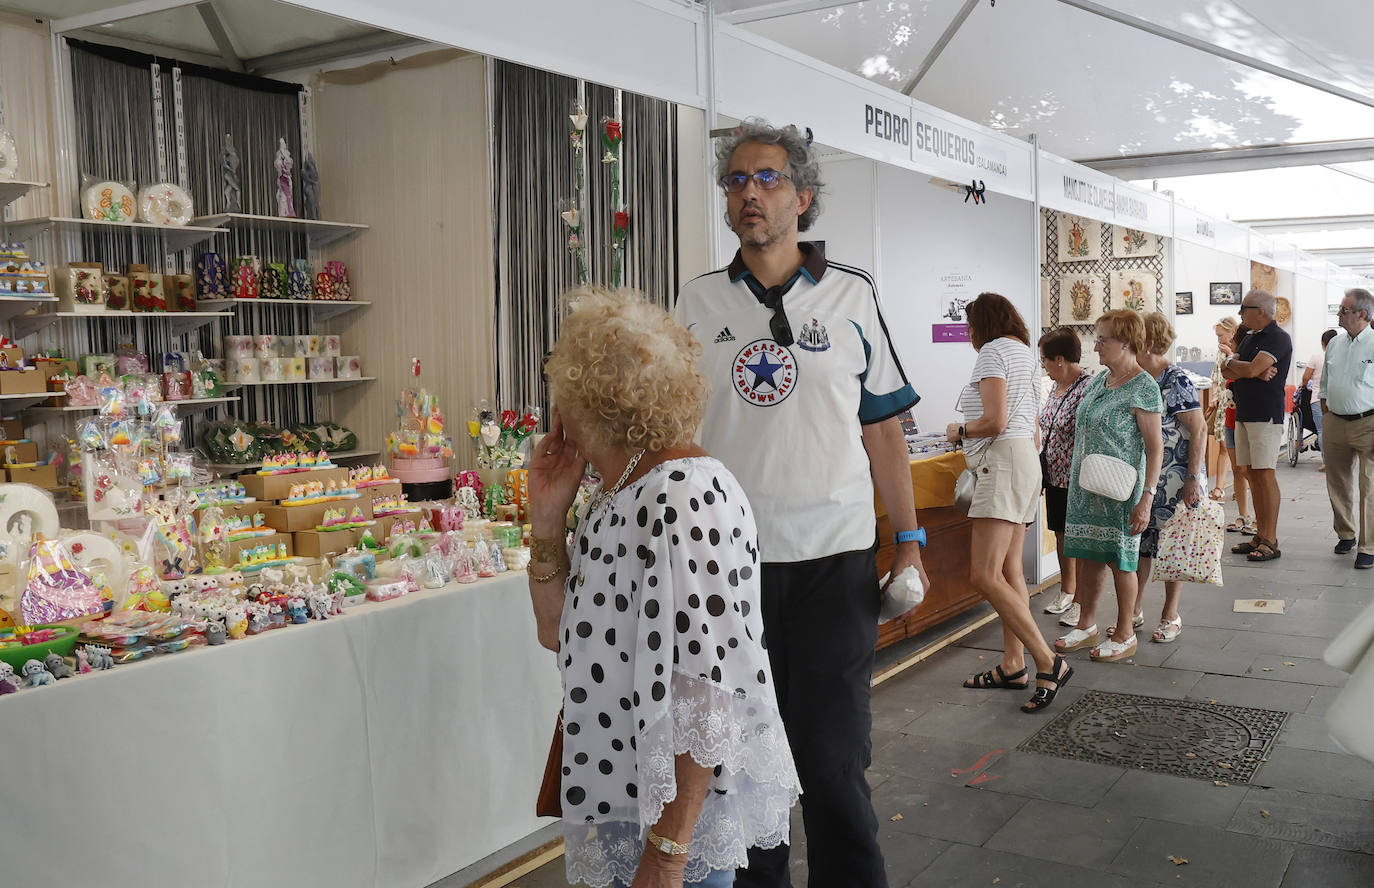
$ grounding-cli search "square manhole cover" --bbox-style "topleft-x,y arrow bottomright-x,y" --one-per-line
1019,690 -> 1288,783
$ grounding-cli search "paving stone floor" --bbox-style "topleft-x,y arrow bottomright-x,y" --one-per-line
490,457 -> 1374,887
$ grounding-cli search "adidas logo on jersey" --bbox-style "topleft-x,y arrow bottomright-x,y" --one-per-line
714,327 -> 736,343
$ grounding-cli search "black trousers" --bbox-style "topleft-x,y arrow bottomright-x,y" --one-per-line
735,545 -> 888,888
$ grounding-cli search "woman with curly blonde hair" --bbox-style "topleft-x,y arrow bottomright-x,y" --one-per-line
528,287 -> 800,888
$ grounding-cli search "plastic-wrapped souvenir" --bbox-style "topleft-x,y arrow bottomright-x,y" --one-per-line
18,536 -> 104,624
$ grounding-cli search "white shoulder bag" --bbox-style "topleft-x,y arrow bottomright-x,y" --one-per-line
1078,453 -> 1138,502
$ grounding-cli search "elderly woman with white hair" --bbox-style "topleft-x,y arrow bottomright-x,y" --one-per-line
527,287 -> 800,888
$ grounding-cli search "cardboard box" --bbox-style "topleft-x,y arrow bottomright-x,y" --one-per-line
227,532 -> 292,563
2,441 -> 39,466
7,464 -> 59,489
0,346 -> 22,368
240,466 -> 349,502
262,496 -> 372,533
1,419 -> 23,440
0,369 -> 45,395
34,358 -> 76,381
293,528 -> 363,559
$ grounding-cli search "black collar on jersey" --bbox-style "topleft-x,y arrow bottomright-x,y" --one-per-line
727,241 -> 828,305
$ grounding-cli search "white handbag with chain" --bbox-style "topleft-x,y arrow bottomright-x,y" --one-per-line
1078,453 -> 1138,502
1323,598 -> 1374,764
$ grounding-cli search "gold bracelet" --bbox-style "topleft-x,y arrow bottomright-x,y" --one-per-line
530,536 -> 567,564
528,563 -> 567,584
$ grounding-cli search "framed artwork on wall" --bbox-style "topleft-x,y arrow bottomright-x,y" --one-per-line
1110,270 -> 1158,313
1056,214 -> 1102,263
1175,291 -> 1193,315
1210,282 -> 1242,305
1116,227 -> 1159,258
1059,273 -> 1104,325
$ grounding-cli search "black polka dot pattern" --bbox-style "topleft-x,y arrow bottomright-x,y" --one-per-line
556,457 -> 775,840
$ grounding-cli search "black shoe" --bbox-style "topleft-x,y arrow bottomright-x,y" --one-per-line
1356,553 -> 1374,570
1336,539 -> 1357,555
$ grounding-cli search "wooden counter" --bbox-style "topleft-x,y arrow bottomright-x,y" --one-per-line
874,452 -> 983,650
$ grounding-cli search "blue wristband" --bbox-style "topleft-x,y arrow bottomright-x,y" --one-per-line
895,528 -> 927,548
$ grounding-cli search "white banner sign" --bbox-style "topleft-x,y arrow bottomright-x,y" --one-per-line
1037,150 -> 1117,224
909,101 -> 1033,201
1112,181 -> 1171,238
1172,202 -> 1220,249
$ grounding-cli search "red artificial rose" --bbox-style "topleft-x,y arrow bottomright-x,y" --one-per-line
520,413 -> 539,433
613,211 -> 630,234
604,119 -> 622,143
501,409 -> 518,430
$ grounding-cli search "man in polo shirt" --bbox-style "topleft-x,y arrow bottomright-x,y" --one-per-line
1320,287 -> 1374,569
675,119 -> 928,888
1222,289 -> 1292,562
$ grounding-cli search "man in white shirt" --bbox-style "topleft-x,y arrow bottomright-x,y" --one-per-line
675,119 -> 927,888
1320,288 -> 1374,568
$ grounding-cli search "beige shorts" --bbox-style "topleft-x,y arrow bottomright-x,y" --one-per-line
1235,420 -> 1282,470
967,436 -> 1041,524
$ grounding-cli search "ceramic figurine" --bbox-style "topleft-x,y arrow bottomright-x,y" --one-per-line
85,644 -> 114,670
329,586 -> 345,615
203,621 -> 227,645
268,601 -> 287,628
423,550 -> 449,589
274,138 -> 295,217
226,605 -> 249,639
221,133 -> 242,212
75,648 -> 91,674
308,590 -> 330,621
300,151 -> 320,219
288,597 -> 308,624
0,662 -> 20,694
21,659 -> 54,687
246,603 -> 270,635
43,652 -> 74,679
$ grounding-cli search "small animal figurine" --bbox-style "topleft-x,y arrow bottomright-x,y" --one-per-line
75,647 -> 91,674
268,600 -> 287,627
307,590 -> 330,621
288,597 -> 308,624
44,652 -> 74,679
84,644 -> 115,670
203,621 -> 227,645
225,605 -> 249,639
21,659 -> 55,687
0,662 -> 20,694
246,603 -> 270,635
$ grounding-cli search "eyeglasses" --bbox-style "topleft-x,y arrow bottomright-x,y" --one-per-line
1093,337 -> 1120,347
1239,305 -> 1260,313
1338,306 -> 1364,316
762,285 -> 794,346
719,169 -> 792,193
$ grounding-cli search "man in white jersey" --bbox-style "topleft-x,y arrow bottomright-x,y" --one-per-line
675,119 -> 928,888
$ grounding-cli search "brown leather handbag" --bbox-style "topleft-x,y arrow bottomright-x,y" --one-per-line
535,709 -> 564,817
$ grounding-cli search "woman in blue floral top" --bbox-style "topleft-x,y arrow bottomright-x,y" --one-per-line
1134,313 -> 1207,643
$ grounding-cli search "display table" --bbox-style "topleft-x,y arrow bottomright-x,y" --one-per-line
0,570 -> 561,888
874,451 -> 983,649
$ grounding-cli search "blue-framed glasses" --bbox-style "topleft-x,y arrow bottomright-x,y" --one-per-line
719,169 -> 792,193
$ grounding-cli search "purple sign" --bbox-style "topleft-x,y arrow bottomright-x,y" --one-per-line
932,323 -> 970,343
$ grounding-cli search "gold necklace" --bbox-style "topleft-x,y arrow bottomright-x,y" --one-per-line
589,449 -> 648,514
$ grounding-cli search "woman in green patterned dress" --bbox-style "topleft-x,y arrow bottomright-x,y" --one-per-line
1055,310 -> 1163,663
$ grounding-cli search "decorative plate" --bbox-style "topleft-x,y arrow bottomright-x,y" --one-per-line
1275,296 -> 1292,326
0,130 -> 16,181
137,182 -> 194,226
83,181 -> 136,222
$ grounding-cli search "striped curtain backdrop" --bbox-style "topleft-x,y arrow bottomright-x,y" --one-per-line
492,60 -> 679,419
57,41 -> 316,443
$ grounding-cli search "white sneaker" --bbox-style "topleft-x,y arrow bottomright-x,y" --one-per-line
1044,591 -> 1075,615
1058,603 -> 1081,627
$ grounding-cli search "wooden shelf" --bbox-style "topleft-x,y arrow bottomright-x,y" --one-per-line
0,216 -> 226,251
0,392 -> 57,411
11,309 -> 234,339
191,213 -> 367,250
203,448 -> 380,473
27,396 -> 239,417
224,376 -> 374,391
0,180 -> 47,211
198,298 -> 370,321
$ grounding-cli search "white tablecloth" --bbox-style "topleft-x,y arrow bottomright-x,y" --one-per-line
0,571 -> 562,888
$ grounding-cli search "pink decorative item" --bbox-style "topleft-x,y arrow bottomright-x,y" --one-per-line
162,371 -> 191,401
19,537 -> 104,625
326,261 -> 350,300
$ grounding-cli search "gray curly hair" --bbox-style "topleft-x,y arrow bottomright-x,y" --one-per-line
715,118 -> 824,232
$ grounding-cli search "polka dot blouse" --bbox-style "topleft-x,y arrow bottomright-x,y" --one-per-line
558,457 -> 800,887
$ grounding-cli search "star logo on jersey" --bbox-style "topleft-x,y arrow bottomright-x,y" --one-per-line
733,340 -> 798,407
713,326 -> 736,343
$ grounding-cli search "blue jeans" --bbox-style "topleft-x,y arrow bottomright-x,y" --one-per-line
613,870 -> 733,888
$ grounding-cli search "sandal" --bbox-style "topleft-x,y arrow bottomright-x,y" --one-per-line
1226,515 -> 1253,533
1152,616 -> 1182,643
963,665 -> 1029,690
1055,625 -> 1100,652
1091,635 -> 1138,662
1242,518 -> 1258,535
1247,539 -> 1282,562
1022,655 -> 1074,713
1232,537 -> 1261,554
1105,613 -> 1145,639
1209,487 -> 1225,501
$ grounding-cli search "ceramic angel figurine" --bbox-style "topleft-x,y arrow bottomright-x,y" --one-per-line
489,540 -> 508,574
221,133 -> 242,212
275,138 -> 295,217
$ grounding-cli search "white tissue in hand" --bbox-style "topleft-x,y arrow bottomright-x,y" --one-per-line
879,565 -> 925,622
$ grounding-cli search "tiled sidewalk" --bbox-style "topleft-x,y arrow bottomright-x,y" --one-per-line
495,458 -> 1374,887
